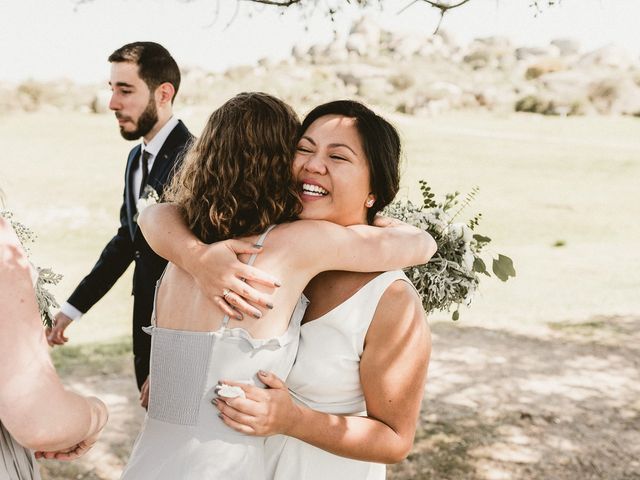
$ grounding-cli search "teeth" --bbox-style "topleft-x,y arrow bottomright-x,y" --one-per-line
302,183 -> 328,195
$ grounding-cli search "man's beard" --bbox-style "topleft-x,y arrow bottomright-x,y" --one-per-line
118,97 -> 158,141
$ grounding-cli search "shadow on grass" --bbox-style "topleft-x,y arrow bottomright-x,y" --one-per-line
389,316 -> 640,480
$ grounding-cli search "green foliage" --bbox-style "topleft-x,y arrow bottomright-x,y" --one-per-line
385,181 -> 515,320
1,210 -> 62,328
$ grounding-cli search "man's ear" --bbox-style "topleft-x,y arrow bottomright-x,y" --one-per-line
156,82 -> 175,106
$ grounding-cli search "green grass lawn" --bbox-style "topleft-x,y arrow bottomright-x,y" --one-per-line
1,109 -> 638,345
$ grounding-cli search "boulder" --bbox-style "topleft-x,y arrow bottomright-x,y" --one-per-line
91,89 -> 112,114
588,76 -> 640,115
551,38 -> 581,56
579,44 -> 637,70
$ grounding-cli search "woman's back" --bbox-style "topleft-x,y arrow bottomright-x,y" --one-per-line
121,225 -> 309,480
156,223 -> 311,339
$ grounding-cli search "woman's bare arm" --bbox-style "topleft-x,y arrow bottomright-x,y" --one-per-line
288,219 -> 436,275
0,218 -> 108,453
216,281 -> 430,463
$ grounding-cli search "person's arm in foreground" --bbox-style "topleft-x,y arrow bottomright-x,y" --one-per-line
0,218 -> 108,459
216,281 -> 430,463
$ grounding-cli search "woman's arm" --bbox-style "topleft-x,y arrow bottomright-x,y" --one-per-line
216,281 -> 430,463
0,218 -> 108,454
138,203 -> 279,319
290,218 -> 436,274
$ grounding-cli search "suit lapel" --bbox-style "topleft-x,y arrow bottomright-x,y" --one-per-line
147,120 -> 192,185
133,121 -> 192,241
125,145 -> 141,240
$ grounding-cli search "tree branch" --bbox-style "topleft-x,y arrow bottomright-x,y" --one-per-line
239,0 -> 303,6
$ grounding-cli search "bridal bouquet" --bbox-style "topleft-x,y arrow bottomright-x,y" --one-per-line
1,210 -> 62,328
384,181 -> 515,320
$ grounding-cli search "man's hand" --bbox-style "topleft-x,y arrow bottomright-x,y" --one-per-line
46,312 -> 72,347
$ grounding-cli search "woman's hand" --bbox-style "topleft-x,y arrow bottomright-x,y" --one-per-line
34,432 -> 99,461
34,396 -> 107,461
213,371 -> 301,436
187,239 -> 282,320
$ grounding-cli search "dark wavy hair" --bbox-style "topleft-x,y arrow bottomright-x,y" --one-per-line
165,92 -> 302,243
301,100 -> 401,224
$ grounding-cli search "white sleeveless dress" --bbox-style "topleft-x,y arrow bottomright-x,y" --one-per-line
120,226 -> 309,480
265,270 -> 411,480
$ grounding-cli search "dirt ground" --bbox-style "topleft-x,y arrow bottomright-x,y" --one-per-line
39,315 -> 640,480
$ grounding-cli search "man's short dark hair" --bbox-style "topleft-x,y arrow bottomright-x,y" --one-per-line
109,42 -> 181,102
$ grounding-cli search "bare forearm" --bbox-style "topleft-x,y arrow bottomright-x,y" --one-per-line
347,222 -> 437,271
287,406 -> 411,464
2,376 -> 107,452
138,203 -> 203,271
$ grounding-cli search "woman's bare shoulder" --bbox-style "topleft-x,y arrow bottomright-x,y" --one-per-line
372,279 -> 428,336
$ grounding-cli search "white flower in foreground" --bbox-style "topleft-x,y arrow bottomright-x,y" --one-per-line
215,384 -> 246,399
462,250 -> 475,272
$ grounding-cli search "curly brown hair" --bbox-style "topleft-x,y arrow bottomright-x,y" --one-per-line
165,92 -> 302,243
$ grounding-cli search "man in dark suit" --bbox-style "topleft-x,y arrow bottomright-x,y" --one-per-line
48,42 -> 193,391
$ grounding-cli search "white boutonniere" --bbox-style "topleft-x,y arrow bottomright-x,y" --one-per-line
134,185 -> 161,222
0,210 -> 62,328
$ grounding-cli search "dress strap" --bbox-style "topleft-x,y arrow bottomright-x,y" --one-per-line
247,224 -> 276,267
150,264 -> 170,327
221,225 -> 276,328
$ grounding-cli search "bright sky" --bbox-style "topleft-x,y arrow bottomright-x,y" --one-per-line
1,0 -> 638,83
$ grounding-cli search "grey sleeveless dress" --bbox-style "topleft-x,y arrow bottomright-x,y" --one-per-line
0,423 -> 41,480
121,226 -> 308,480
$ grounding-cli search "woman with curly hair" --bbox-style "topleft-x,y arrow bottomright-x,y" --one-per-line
120,93 -> 435,479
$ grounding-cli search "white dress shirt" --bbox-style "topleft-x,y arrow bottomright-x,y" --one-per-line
60,116 -> 180,321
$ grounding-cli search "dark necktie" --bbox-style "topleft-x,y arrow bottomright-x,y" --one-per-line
139,150 -> 152,198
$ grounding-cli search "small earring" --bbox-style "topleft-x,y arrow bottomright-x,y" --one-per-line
366,199 -> 374,208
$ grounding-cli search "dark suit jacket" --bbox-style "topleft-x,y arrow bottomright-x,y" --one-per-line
68,121 -> 193,376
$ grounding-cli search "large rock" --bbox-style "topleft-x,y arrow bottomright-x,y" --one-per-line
551,38 -> 581,56
349,16 -> 381,50
579,44 -> 637,70
388,33 -> 427,60
589,76 -> 640,115
516,46 -> 560,61
91,89 -> 112,114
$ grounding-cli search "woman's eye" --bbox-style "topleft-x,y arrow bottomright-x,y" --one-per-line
296,146 -> 311,152
330,155 -> 347,161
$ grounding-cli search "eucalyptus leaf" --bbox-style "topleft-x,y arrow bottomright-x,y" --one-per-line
473,257 -> 491,277
452,310 -> 460,321
492,254 -> 516,282
473,234 -> 491,244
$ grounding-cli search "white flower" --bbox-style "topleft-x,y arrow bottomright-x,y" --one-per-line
462,250 -> 475,272
215,384 -> 246,399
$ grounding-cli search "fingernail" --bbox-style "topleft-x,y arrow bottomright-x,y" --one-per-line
254,312 -> 262,319
253,244 -> 263,249
258,370 -> 267,376
274,281 -> 282,287
218,413 -> 224,419
236,315 -> 243,321
266,303 -> 274,309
